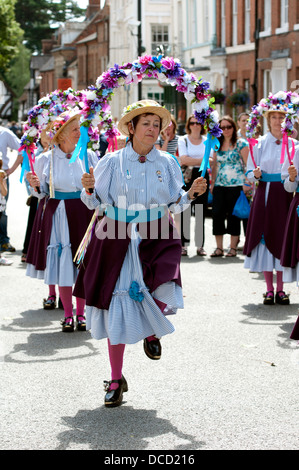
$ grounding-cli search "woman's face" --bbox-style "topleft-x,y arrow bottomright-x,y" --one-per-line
269,112 -> 285,133
131,114 -> 161,147
220,119 -> 234,139
189,118 -> 202,134
62,119 -> 81,147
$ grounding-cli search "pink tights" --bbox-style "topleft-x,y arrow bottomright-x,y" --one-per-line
107,335 -> 156,390
263,271 -> 284,293
58,286 -> 85,323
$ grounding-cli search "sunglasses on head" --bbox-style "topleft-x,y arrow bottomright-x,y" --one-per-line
189,122 -> 201,126
220,125 -> 233,130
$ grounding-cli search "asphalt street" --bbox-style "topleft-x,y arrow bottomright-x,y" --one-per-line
1,158 -> 298,451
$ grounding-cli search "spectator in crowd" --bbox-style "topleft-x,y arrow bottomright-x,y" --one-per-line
0,125 -> 23,252
210,115 -> 249,257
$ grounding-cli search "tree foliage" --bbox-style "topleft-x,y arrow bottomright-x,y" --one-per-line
0,0 -> 23,72
15,0 -> 85,52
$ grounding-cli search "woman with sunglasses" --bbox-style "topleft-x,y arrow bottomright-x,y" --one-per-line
210,115 -> 249,257
177,115 -> 212,256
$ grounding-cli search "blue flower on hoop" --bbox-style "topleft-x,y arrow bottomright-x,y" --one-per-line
129,281 -> 144,302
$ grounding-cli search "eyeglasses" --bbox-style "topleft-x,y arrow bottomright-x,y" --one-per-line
189,122 -> 201,126
220,125 -> 233,130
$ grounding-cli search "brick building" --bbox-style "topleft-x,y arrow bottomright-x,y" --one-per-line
210,0 -> 299,116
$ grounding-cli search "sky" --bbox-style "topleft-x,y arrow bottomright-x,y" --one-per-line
77,0 -> 106,8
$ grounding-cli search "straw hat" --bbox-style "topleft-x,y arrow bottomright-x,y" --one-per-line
117,100 -> 171,137
264,102 -> 289,118
50,110 -> 80,144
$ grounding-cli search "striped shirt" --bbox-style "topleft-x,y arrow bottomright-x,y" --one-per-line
156,134 -> 179,156
82,142 -> 190,214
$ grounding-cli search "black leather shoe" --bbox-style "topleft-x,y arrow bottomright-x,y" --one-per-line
43,295 -> 56,309
61,317 -> 74,332
275,291 -> 290,305
76,315 -> 86,331
104,376 -> 128,407
263,291 -> 274,305
143,337 -> 162,360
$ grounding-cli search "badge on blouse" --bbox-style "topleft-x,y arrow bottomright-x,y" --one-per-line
156,170 -> 162,182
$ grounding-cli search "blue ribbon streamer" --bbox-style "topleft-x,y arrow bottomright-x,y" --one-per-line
20,150 -> 30,183
199,133 -> 220,177
69,126 -> 90,173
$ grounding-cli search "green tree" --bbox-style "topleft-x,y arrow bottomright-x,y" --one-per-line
0,0 -> 23,71
15,0 -> 85,52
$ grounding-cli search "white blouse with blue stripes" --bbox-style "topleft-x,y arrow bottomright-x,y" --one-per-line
81,143 -> 193,345
81,142 -> 190,213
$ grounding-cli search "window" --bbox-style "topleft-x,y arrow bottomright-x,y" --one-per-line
232,0 -> 238,46
280,0 -> 289,27
147,92 -> 164,105
263,70 -> 272,98
245,0 -> 251,44
264,0 -> 271,33
204,0 -> 209,42
221,0 -> 226,48
151,25 -> 169,56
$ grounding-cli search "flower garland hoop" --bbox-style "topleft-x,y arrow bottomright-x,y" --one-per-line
19,88 -> 103,181
246,91 -> 299,167
73,55 -> 222,176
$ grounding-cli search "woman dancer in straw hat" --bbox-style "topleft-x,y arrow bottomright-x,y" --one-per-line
74,100 -> 207,407
244,101 -> 294,305
26,110 -> 98,331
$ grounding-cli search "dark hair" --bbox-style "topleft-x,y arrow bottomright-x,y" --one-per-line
237,112 -> 249,121
127,113 -> 162,143
218,115 -> 237,149
185,114 -> 206,135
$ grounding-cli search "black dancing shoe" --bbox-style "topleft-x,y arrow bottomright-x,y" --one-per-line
43,295 -> 56,310
263,291 -> 274,305
275,291 -> 290,305
104,376 -> 128,407
60,316 -> 74,332
143,337 -> 162,360
76,315 -> 86,331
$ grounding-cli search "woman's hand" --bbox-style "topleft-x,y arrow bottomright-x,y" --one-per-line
81,167 -> 95,192
188,176 -> 207,199
253,166 -> 262,180
26,171 -> 40,191
288,164 -> 297,182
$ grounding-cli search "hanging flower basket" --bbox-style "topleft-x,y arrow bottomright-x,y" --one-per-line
209,88 -> 226,105
226,89 -> 250,107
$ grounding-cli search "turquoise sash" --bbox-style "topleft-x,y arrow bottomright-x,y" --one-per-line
105,205 -> 165,223
54,191 -> 81,200
260,173 -> 281,182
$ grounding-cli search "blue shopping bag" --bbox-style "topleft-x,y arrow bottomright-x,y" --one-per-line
232,190 -> 250,219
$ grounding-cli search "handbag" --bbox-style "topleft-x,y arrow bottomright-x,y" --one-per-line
232,190 -> 250,219
181,165 -> 193,184
180,136 -> 193,184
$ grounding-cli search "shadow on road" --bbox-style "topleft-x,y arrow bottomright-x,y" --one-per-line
2,309 -> 98,363
56,405 -> 206,451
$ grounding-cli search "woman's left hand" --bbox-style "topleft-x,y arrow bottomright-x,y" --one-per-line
189,176 -> 207,199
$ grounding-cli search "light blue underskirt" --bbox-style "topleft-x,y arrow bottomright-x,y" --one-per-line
26,200 -> 78,286
86,223 -> 183,345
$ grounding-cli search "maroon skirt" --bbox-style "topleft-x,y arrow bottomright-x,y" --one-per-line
280,193 -> 299,268
243,181 -> 293,259
73,213 -> 182,310
26,197 -> 94,271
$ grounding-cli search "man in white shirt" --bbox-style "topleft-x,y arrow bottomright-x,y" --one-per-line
0,125 -> 23,252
